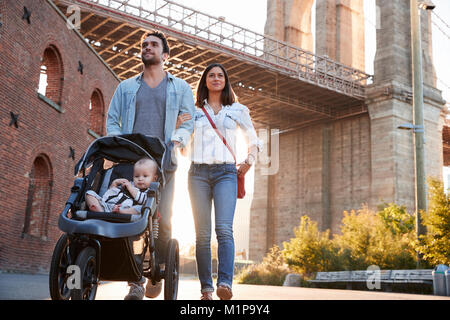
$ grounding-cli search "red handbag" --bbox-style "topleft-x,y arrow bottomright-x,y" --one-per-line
237,173 -> 246,199
201,107 -> 246,199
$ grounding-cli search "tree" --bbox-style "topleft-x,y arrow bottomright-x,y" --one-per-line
415,177 -> 450,265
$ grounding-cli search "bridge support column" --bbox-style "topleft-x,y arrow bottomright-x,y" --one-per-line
322,123 -> 332,231
315,0 -> 365,71
249,132 -> 272,261
249,124 -> 332,262
264,0 -> 315,52
366,0 -> 444,212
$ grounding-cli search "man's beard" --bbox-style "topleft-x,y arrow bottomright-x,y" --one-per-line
142,54 -> 161,67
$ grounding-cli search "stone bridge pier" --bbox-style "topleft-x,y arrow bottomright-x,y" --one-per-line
249,0 -> 445,261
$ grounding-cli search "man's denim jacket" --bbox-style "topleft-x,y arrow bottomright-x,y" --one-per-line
106,72 -> 195,148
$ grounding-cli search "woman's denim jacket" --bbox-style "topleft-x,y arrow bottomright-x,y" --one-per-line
106,72 -> 195,148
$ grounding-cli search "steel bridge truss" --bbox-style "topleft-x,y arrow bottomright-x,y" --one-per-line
55,0 -> 372,131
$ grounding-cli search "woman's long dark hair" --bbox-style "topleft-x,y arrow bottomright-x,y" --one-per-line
195,63 -> 237,108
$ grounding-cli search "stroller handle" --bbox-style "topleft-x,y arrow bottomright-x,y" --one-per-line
73,211 -> 141,223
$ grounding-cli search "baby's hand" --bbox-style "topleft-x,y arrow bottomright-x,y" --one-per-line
112,178 -> 129,188
112,204 -> 121,213
121,180 -> 133,192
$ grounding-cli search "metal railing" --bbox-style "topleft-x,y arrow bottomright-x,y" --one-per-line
68,0 -> 372,98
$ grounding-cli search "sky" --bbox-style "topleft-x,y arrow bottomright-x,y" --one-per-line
426,0 -> 450,102
167,0 -> 449,100
166,0 -> 450,250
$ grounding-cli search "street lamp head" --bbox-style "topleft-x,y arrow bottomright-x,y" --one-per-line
418,0 -> 435,10
397,123 -> 425,133
398,123 -> 415,130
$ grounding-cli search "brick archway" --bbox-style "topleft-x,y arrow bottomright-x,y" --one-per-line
23,154 -> 53,240
89,89 -> 105,136
39,45 -> 64,105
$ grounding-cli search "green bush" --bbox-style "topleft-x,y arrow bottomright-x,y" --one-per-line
236,246 -> 291,286
334,205 -> 417,270
415,177 -> 450,266
281,204 -> 417,274
282,216 -> 342,275
239,178 -> 450,285
377,203 -> 415,235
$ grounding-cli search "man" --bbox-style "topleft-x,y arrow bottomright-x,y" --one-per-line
106,30 -> 195,300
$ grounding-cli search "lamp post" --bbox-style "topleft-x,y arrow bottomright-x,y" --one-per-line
411,0 -> 427,239
401,0 -> 435,266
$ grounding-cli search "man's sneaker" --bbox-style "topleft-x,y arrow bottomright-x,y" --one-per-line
124,283 -> 145,300
145,280 -> 162,298
216,285 -> 233,300
201,291 -> 213,300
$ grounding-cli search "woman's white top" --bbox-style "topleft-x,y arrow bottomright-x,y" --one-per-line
189,101 -> 262,164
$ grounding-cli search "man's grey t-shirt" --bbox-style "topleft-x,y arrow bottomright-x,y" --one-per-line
132,75 -> 168,142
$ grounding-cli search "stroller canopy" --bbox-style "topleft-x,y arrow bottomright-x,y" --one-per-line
74,134 -> 168,185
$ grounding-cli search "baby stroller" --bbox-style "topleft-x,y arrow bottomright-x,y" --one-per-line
48,134 -> 179,300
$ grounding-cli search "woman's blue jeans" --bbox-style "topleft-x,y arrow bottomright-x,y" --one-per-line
188,163 -> 237,293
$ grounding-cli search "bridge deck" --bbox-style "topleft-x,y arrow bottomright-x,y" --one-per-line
55,0 -> 372,130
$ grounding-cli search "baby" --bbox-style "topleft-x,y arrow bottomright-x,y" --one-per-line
85,157 -> 158,215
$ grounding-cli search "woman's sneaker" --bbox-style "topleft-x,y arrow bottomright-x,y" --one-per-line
124,283 -> 145,300
216,285 -> 232,300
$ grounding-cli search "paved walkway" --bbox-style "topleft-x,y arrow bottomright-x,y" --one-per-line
1,273 -> 449,300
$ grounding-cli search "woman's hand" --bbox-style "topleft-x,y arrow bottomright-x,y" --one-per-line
237,152 -> 256,176
176,113 -> 192,129
237,162 -> 251,176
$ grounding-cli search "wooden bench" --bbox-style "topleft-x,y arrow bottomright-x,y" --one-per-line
388,269 -> 433,284
308,269 -> 433,290
309,271 -> 352,289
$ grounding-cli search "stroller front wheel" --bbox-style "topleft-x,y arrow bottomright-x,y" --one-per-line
49,234 -> 72,300
164,239 -> 179,300
71,246 -> 98,300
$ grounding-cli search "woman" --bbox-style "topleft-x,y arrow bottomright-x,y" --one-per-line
182,63 -> 260,300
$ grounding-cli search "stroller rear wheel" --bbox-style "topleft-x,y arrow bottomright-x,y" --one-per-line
49,234 -> 72,300
164,239 -> 179,300
71,247 -> 98,300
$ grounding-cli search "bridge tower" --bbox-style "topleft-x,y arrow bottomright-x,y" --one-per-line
264,0 -> 315,52
315,0 -> 365,71
249,0 -> 445,262
366,0 -> 444,215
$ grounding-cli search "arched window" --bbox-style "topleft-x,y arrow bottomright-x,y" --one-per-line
38,46 -> 64,106
89,89 -> 105,137
23,155 -> 53,240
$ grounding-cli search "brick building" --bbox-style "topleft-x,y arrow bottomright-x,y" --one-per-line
0,0 -> 119,273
